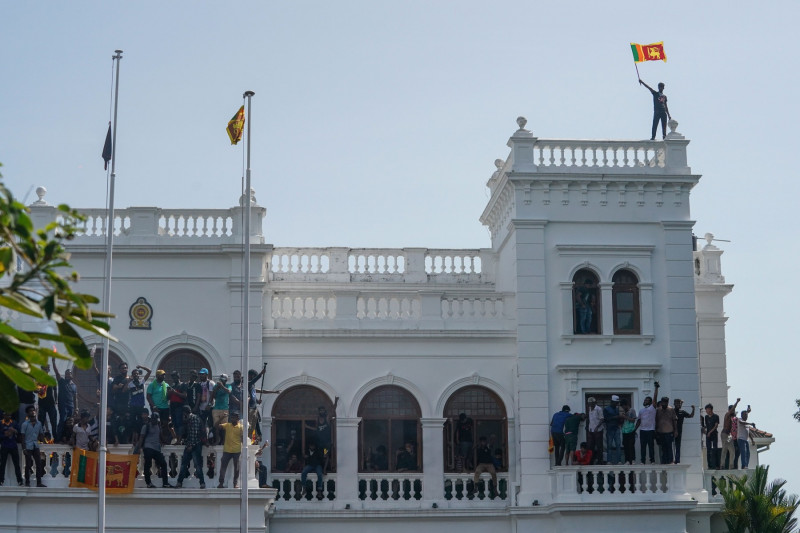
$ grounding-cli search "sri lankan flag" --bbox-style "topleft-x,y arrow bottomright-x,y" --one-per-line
631,42 -> 667,63
227,105 -> 245,145
69,448 -> 138,494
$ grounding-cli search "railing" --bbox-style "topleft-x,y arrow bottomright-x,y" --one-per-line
704,470 -> 746,501
270,248 -> 490,284
533,140 -> 665,170
27,444 -> 260,489
444,472 -> 509,501
74,208 -> 237,238
271,293 -> 337,320
271,473 -> 337,501
550,464 -> 689,501
357,294 -> 420,320
358,473 -> 423,501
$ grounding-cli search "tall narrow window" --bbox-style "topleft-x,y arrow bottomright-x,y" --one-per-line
443,386 -> 507,473
572,269 -> 600,334
271,386 -> 337,473
612,269 -> 640,334
358,386 -> 421,472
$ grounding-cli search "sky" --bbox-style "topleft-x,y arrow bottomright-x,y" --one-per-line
2,1 -> 799,495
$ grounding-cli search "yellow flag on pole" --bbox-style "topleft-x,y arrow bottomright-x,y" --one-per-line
227,105 -> 245,145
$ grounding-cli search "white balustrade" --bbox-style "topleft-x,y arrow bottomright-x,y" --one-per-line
71,208 -> 243,239
425,250 -> 482,274
158,210 -> 234,238
271,294 -> 336,320
270,472 -> 337,501
358,473 -> 423,501
357,295 -> 420,320
551,464 -> 689,501
441,296 -> 504,319
31,444 -> 261,489
349,250 -> 406,275
534,140 -> 665,170
271,248 -> 331,274
443,473 -> 509,501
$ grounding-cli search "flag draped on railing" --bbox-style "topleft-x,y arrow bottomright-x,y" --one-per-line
69,448 -> 138,494
630,42 -> 667,63
227,105 -> 245,145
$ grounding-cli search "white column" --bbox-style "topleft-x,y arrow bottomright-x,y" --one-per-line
421,418 -> 446,503
336,417 -> 361,503
599,282 -> 613,336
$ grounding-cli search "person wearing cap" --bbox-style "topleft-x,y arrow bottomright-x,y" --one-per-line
603,396 -> 622,465
586,397 -> 604,464
136,411 -> 173,488
550,405 -> 571,467
212,374 -> 232,445
196,368 -> 215,438
147,370 -> 172,442
655,395 -> 678,464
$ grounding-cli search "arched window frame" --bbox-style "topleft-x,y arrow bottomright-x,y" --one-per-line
443,386 -> 508,473
158,349 -> 213,381
612,268 -> 641,334
572,268 -> 601,335
357,385 -> 422,473
271,386 -> 336,473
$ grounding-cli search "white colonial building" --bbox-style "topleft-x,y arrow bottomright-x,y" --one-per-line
1,118 -> 769,532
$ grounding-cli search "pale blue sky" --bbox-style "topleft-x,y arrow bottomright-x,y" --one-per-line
2,1 -> 798,493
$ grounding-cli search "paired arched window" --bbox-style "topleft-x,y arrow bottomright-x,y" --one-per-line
358,386 -> 421,473
612,269 -> 640,334
443,386 -> 507,472
158,349 -> 213,379
572,269 -> 600,334
271,386 -> 337,473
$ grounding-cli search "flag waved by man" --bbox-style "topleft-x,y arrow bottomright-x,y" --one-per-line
630,42 -> 667,63
227,105 -> 245,145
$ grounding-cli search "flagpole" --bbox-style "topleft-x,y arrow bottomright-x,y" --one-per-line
240,89 -> 254,533
98,48 -> 122,533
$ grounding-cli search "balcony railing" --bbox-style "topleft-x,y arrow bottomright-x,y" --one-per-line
550,464 -> 690,501
30,444 -> 261,489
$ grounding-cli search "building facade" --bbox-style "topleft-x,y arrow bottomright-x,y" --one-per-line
1,118 -> 765,532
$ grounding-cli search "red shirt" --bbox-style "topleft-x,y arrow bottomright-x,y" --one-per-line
574,449 -> 592,465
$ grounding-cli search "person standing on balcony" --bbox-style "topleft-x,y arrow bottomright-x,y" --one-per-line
655,396 -> 678,464
20,405 -> 46,487
212,374 -> 232,445
639,79 -> 671,140
603,397 -> 622,465
176,405 -> 206,489
305,398 -> 338,472
673,399 -> 695,464
146,370 -> 172,443
455,412 -> 475,471
300,442 -> 326,497
36,364 -> 58,437
563,411 -> 585,465
217,411 -> 243,488
136,412 -> 173,488
702,404 -> 720,469
575,279 -> 596,334
736,410 -> 757,469
620,399 -> 637,465
196,368 -> 215,440
52,358 -> 77,442
168,371 -> 188,438
636,381 -> 659,464
0,411 -> 23,486
720,399 -> 740,469
550,405 -> 571,467
586,397 -> 604,464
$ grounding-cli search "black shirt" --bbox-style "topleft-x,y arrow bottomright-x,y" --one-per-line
652,90 -> 668,114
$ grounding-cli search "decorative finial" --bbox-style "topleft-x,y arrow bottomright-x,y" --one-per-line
494,159 -> 504,169
31,186 -> 48,206
704,232 -> 714,246
668,118 -> 678,133
516,116 -> 528,131
239,187 -> 257,206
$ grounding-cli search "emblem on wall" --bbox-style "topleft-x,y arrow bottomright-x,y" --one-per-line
129,297 -> 153,330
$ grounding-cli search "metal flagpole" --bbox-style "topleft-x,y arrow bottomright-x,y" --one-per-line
99,48 -> 123,533
240,89 -> 255,533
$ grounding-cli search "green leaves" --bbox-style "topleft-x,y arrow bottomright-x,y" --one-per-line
718,465 -> 799,533
0,173 -> 114,412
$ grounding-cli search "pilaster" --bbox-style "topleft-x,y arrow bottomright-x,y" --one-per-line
421,418 -> 447,502
335,417 -> 361,503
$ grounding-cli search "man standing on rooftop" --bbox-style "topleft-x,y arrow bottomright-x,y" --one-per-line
640,79 -> 671,140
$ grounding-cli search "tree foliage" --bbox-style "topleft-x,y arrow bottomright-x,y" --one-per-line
717,465 -> 799,533
0,166 -> 114,412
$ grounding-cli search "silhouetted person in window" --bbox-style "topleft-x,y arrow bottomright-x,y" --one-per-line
576,279 -> 596,334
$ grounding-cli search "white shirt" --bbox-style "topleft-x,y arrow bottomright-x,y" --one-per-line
638,404 -> 656,431
588,405 -> 604,432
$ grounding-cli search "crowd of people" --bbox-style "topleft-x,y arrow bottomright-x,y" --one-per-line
550,383 -> 769,469
1,358 -> 279,489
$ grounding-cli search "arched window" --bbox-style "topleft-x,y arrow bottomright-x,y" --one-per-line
73,347 -> 123,412
271,386 -> 336,473
158,349 -> 212,380
612,269 -> 640,334
358,386 -> 421,473
573,269 -> 600,334
443,386 -> 507,473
